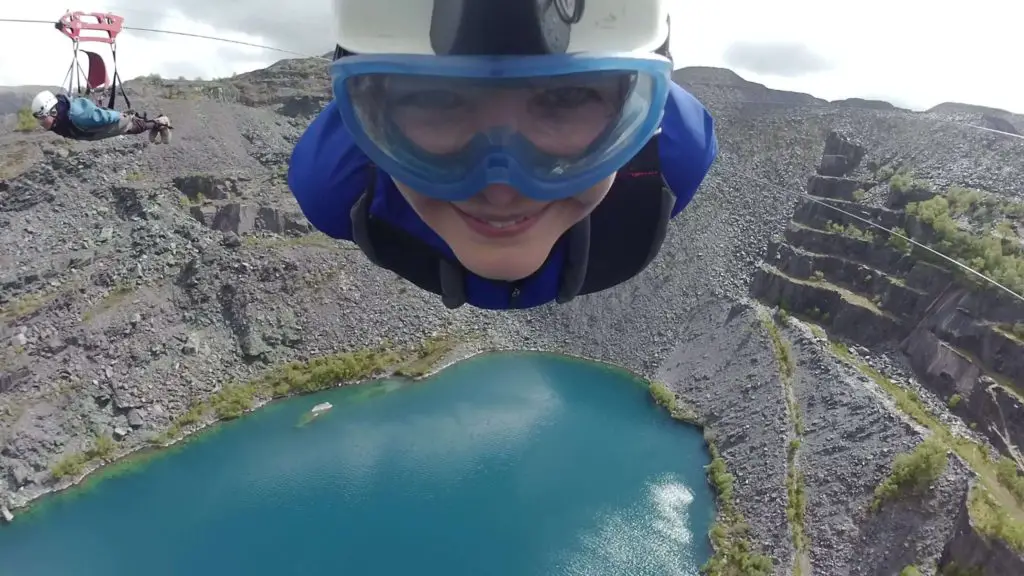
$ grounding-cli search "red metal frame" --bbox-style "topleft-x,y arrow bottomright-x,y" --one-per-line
56,11 -> 124,44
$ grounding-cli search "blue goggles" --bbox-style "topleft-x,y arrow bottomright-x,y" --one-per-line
330,53 -> 672,202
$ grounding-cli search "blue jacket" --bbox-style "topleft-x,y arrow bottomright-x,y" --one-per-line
288,82 -> 717,309
51,95 -> 121,139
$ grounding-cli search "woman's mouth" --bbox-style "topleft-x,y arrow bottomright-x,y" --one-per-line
453,205 -> 551,238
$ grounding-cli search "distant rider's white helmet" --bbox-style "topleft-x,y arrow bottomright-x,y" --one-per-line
333,0 -> 670,55
30,90 -> 59,118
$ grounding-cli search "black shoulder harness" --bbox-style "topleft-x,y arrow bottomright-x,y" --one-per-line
350,137 -> 675,309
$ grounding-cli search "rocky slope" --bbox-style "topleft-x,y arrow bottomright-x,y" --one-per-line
2,61 -> 1024,574
752,133 -> 1024,574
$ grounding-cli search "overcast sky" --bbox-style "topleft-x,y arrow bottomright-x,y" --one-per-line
1,0 -> 1019,112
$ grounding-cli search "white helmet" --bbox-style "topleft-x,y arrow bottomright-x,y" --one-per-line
333,0 -> 669,56
30,90 -> 59,118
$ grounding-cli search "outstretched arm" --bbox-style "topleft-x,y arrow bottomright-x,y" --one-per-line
67,97 -> 121,130
659,82 -> 718,217
288,101 -> 373,240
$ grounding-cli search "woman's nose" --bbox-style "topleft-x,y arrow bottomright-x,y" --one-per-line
476,184 -> 521,207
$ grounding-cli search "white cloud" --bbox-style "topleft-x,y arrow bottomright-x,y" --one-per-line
669,0 -> 1021,112
1,1 -> 1020,112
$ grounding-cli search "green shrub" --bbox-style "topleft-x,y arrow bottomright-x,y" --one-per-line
906,193 -> 1024,295
995,457 -> 1024,506
890,173 -> 914,193
209,383 -> 257,420
50,434 -> 118,479
887,228 -> 911,253
701,443 -> 773,575
14,107 -> 36,132
970,485 -> 1024,553
947,394 -> 963,409
649,381 -> 675,410
871,437 -> 948,511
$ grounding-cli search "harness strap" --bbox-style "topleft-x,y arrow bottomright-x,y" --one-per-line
350,165 -> 469,309
107,43 -> 131,110
557,217 -> 590,304
348,138 -> 673,308
334,40 -> 675,308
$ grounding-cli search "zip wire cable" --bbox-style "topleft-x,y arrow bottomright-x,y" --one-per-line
2,14 -> 1022,139
0,17 -> 328,60
2,18 -> 1022,302
722,97 -> 1024,303
733,170 -> 1024,304
709,85 -> 1024,304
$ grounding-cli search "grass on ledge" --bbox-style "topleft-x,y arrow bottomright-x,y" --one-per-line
193,334 -> 459,425
50,435 -> 117,480
702,438 -> 774,576
646,379 -> 772,574
870,436 -> 948,513
648,380 -> 701,425
47,335 -> 461,475
829,339 -> 1024,552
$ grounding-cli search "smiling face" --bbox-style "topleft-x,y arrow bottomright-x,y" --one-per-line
38,115 -> 55,130
394,175 -> 615,281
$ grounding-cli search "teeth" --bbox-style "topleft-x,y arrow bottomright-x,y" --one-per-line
483,217 -> 528,229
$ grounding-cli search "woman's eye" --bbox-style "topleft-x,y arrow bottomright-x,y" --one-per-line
533,87 -> 601,109
394,91 -> 465,110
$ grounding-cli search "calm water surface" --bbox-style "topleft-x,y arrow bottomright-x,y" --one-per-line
0,352 -> 714,575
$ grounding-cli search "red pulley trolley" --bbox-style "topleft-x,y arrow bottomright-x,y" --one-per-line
54,11 -> 131,110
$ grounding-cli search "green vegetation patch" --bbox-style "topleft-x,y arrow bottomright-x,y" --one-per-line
786,439 -> 808,556
701,439 -> 774,575
871,436 -> 948,512
759,310 -> 808,573
759,312 -> 795,382
995,323 -> 1024,344
906,191 -> 1024,295
14,107 -> 36,132
82,282 -> 136,322
0,291 -> 59,323
826,221 -> 876,243
829,341 -> 1024,551
51,435 -> 117,480
647,380 -> 700,425
970,484 -> 1024,552
394,335 -> 459,379
49,334 -> 460,488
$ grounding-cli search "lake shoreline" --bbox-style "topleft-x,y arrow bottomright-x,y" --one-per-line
0,345 -> 718,575
3,340 -> 710,522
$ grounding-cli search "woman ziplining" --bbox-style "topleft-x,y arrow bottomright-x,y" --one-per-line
5,4 -> 1019,310
288,0 -> 719,310
27,11 -> 171,143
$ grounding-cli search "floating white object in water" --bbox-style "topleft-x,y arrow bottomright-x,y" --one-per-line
311,402 -> 333,414
1,506 -> 13,524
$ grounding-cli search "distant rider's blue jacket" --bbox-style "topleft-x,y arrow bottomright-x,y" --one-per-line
51,94 -> 122,139
288,82 -> 718,310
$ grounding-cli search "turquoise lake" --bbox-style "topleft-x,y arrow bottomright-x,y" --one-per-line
0,352 -> 715,575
